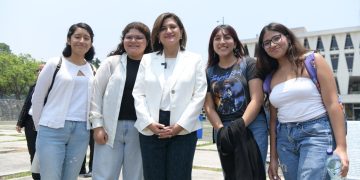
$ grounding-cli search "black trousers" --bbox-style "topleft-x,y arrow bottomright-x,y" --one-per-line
24,119 -> 40,180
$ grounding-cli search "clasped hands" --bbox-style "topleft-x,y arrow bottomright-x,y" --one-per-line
147,122 -> 183,139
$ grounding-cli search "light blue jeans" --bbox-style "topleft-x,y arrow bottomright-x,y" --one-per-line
247,112 -> 268,165
276,115 -> 333,180
36,121 -> 89,180
215,113 -> 268,165
92,120 -> 143,180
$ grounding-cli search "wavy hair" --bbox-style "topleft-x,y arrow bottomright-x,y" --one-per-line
151,12 -> 187,55
207,24 -> 246,68
255,22 -> 307,77
62,22 -> 95,62
108,22 -> 152,57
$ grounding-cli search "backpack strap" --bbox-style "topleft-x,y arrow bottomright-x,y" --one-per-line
263,73 -> 273,94
303,52 -> 320,91
44,57 -> 62,105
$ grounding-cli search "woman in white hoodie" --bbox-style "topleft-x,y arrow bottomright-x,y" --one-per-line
90,22 -> 152,180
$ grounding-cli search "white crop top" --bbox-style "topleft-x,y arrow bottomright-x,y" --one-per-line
269,77 -> 326,123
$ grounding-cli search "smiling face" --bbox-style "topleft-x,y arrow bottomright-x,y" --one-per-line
262,30 -> 289,59
67,27 -> 92,57
213,29 -> 236,58
158,17 -> 183,49
124,28 -> 147,60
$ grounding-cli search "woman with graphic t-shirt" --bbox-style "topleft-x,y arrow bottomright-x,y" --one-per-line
204,24 -> 267,179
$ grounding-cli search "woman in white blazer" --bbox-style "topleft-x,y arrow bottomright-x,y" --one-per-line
89,22 -> 152,180
132,12 -> 207,180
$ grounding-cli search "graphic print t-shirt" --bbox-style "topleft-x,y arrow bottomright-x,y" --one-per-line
206,57 -> 258,122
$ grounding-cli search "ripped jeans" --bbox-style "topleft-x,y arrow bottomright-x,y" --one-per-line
276,115 -> 333,180
37,121 -> 89,180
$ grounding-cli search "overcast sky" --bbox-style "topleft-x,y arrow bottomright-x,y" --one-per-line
1,0 -> 359,62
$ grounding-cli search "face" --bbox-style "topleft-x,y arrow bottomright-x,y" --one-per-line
67,27 -> 92,57
213,29 -> 236,58
124,28 -> 147,60
159,17 -> 183,48
262,30 -> 289,59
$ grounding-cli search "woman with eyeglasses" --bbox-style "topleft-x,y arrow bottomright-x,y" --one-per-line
32,22 -> 96,180
132,12 -> 207,180
256,22 -> 349,180
204,24 -> 267,179
89,22 -> 152,180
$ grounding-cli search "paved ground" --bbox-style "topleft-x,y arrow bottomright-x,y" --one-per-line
0,121 -> 223,180
2,120 -> 359,180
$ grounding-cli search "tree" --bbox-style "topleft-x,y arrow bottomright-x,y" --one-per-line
92,57 -> 101,69
0,43 -> 11,54
0,53 -> 39,99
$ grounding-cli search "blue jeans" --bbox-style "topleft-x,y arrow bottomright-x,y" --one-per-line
139,132 -> 197,180
36,121 -> 89,180
92,120 -> 143,180
215,113 -> 268,164
276,115 -> 333,180
247,113 -> 268,165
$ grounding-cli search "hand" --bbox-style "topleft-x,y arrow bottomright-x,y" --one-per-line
147,122 -> 166,135
158,124 -> 183,139
93,127 -> 108,144
268,159 -> 281,180
334,147 -> 349,177
16,126 -> 22,133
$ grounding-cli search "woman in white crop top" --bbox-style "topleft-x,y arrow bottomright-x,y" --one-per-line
32,23 -> 95,180
256,23 -> 348,180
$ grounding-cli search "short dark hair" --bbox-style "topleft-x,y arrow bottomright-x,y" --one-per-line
207,24 -> 246,68
255,22 -> 307,77
108,22 -> 152,57
62,22 -> 95,62
151,12 -> 187,55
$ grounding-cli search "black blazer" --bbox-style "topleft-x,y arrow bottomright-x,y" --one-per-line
217,118 -> 266,180
17,84 -> 35,128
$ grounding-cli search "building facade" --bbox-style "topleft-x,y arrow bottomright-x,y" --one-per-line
242,26 -> 360,120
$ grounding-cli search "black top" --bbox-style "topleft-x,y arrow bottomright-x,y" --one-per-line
118,56 -> 141,121
206,57 -> 258,122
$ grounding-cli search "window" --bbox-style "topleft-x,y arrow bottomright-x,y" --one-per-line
304,38 -> 310,49
316,37 -> 324,51
330,54 -> 339,73
348,77 -> 360,94
330,35 -> 339,51
345,53 -> 354,72
344,33 -> 354,49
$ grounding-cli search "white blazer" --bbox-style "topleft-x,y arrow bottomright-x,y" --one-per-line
89,54 -> 127,147
133,50 -> 207,136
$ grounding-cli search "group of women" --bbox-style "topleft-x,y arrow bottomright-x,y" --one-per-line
29,11 -> 349,180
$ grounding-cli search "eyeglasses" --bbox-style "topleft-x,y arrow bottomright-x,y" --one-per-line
262,34 -> 282,49
124,35 -> 145,41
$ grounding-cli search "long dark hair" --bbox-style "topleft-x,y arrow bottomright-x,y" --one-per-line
151,12 -> 187,55
62,22 -> 95,62
255,22 -> 307,77
108,22 -> 152,57
207,24 -> 246,68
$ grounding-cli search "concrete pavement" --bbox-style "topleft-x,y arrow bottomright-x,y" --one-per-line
0,121 -> 223,180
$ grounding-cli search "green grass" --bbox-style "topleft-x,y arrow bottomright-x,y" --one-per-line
0,171 -> 31,179
196,142 -> 214,147
193,165 -> 222,172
